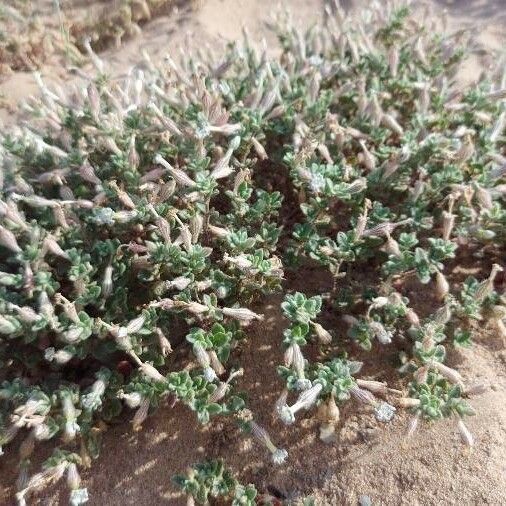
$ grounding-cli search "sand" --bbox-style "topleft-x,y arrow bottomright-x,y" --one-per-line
1,1 -> 506,505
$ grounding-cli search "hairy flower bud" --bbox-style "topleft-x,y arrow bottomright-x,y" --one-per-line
356,379 -> 388,395
132,398 -> 151,432
0,225 -> 21,253
464,383 -> 488,396
347,177 -> 368,194
193,342 -> 210,368
475,184 -> 493,210
432,304 -> 452,326
211,163 -> 234,180
414,366 -> 429,384
208,381 -> 229,403
67,463 -> 81,490
101,265 -> 113,299
155,328 -> 172,356
358,140 -> 376,171
475,264 -> 503,302
396,397 -> 421,408
126,315 -> 146,334
312,322 -> 332,344
362,219 -> 411,238
388,46 -> 399,77
383,232 -> 401,257
321,395 -> 340,424
128,135 -> 140,170
442,210 -> 455,241
431,361 -> 463,384
208,224 -> 230,238
250,136 -> 267,160
457,418 -> 474,447
186,301 -> 209,314
435,271 -> 449,301
208,350 -> 225,376
222,307 -> 263,322
265,104 -> 285,120
79,161 -> 101,185
381,113 -> 403,135
154,154 -> 196,187
83,38 -> 104,73
224,253 -> 252,269
140,362 -> 166,383
406,308 -> 420,327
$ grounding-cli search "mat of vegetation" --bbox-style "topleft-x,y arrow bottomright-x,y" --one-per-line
1,1 -> 505,504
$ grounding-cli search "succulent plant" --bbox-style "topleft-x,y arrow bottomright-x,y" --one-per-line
1,0 -> 505,503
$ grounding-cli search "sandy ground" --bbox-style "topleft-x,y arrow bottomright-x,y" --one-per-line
1,1 -> 506,505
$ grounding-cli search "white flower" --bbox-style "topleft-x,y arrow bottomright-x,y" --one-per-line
44,347 -> 74,364
166,276 -> 191,291
278,404 -> 296,425
374,402 -> 396,422
92,207 -> 115,225
295,378 -> 312,391
195,123 -> 211,139
250,421 -> 287,465
308,55 -> 323,66
279,383 -> 322,424
33,423 -> 52,441
370,297 -> 389,309
369,321 -> 393,344
118,391 -> 143,409
309,172 -> 326,193
272,448 -> 288,465
203,367 -> 218,382
70,488 -> 89,505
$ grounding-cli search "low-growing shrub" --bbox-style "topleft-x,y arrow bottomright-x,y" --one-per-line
0,1 -> 505,503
